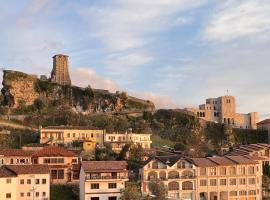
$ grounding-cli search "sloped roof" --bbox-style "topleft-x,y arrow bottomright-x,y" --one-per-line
207,156 -> 237,166
257,119 -> 270,125
32,146 -> 77,157
5,165 -> 50,175
0,166 -> 16,177
190,158 -> 218,167
42,126 -> 102,130
0,149 -> 32,157
82,161 -> 127,172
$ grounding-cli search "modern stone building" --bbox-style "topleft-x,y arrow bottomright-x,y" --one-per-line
51,54 -> 71,85
186,96 -> 259,129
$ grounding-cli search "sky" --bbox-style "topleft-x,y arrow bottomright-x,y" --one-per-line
0,0 -> 270,119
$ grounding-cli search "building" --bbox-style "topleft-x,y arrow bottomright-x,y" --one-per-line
0,164 -> 50,200
51,54 -> 71,85
40,126 -> 105,152
140,155 -> 262,200
80,161 -> 129,200
31,146 -> 80,184
185,95 -> 259,129
0,149 -> 32,165
105,132 -> 152,153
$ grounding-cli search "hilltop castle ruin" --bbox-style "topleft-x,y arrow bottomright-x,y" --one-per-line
50,54 -> 71,85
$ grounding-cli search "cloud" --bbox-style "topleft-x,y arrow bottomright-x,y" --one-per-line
71,68 -> 119,92
204,0 -> 270,42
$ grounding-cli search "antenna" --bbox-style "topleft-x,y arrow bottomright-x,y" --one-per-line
226,89 -> 229,96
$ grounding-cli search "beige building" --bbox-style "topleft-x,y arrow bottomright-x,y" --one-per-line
0,149 -> 32,165
186,96 -> 259,129
40,126 -> 105,152
140,155 -> 262,200
51,54 -> 71,85
0,164 -> 50,200
105,132 -> 152,153
31,146 -> 80,184
80,161 -> 129,200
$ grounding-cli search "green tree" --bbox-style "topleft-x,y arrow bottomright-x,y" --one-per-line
121,182 -> 142,200
174,142 -> 186,151
34,98 -> 44,111
148,181 -> 168,200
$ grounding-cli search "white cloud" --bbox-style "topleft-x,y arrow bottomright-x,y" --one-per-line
205,0 -> 270,42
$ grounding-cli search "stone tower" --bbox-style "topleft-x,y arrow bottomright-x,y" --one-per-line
51,54 -> 71,85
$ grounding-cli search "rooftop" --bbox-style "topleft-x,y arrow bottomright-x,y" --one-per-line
257,119 -> 270,125
32,146 -> 77,157
0,149 -> 32,157
5,165 -> 50,175
82,161 -> 128,172
41,126 -> 102,131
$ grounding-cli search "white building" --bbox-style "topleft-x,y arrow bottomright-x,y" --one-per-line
0,164 -> 50,200
80,161 -> 128,200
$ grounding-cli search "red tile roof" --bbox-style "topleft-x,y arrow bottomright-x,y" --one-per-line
82,161 -> 128,172
0,149 -> 32,157
42,126 -> 102,130
32,146 -> 77,157
257,119 -> 270,125
5,165 -> 50,175
0,166 -> 16,177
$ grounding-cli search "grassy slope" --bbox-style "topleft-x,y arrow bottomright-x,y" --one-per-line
151,134 -> 176,148
50,185 -> 78,200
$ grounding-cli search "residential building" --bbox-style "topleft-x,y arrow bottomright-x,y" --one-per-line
185,95 -> 259,129
80,161 -> 128,200
105,132 -> 152,153
32,146 -> 80,184
0,149 -> 32,165
40,126 -> 105,152
140,155 -> 262,200
0,164 -> 50,200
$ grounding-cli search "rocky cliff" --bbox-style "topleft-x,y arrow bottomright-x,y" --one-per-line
1,70 -> 155,113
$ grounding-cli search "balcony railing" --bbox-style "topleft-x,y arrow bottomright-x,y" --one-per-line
147,175 -> 196,181
86,176 -> 128,180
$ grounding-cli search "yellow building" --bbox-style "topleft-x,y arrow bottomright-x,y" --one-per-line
140,155 -> 262,200
0,164 -> 50,200
40,126 -> 105,152
80,161 -> 129,200
105,132 -> 152,153
0,149 -> 32,165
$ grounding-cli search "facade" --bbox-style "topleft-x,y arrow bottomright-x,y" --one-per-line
140,155 -> 262,200
0,149 -> 32,165
80,161 -> 129,200
51,54 -> 71,85
31,146 -> 80,184
186,96 -> 259,129
105,132 -> 152,153
40,126 -> 105,152
0,164 -> 50,200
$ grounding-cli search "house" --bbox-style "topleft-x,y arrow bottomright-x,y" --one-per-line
40,126 -> 105,152
80,161 -> 129,200
105,132 -> 152,153
32,146 -> 80,184
140,155 -> 262,200
0,164 -> 50,200
0,149 -> 32,165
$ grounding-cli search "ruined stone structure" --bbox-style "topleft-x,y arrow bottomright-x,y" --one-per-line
51,54 -> 71,85
186,96 -> 259,129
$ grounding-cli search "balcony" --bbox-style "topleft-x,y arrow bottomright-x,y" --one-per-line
147,176 -> 196,181
85,176 -> 128,180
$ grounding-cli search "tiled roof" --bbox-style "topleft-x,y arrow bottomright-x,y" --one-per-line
82,161 -> 127,172
23,143 -> 48,147
207,156 -> 236,166
190,158 -> 218,167
5,165 -> 50,175
257,119 -> 270,125
42,126 -> 102,130
0,166 -> 16,177
0,149 -> 32,157
225,156 -> 258,165
156,155 -> 184,167
32,146 -> 77,157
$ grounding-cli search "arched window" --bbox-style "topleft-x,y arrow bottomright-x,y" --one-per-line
182,170 -> 194,178
148,171 -> 158,181
168,182 -> 179,191
182,181 -> 193,190
159,171 -> 166,180
152,161 -> 158,169
168,171 -> 179,179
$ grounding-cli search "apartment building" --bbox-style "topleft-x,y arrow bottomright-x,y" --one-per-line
0,164 -> 50,200
40,126 -> 105,152
80,161 -> 129,200
105,132 -> 152,153
32,146 -> 80,184
0,149 -> 32,165
140,155 -> 262,200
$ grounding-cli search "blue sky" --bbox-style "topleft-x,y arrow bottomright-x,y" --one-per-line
0,0 -> 270,118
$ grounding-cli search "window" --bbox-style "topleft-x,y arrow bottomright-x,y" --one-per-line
229,191 -> 237,196
27,179 -> 31,184
209,167 -> 216,176
42,192 -> 46,197
6,193 -> 11,198
249,190 -> 256,195
220,179 -> 226,186
20,179 -> 24,184
249,178 -> 255,185
168,182 -> 179,191
6,178 -> 11,184
239,178 -> 246,185
108,197 -> 117,200
72,159 -> 78,163
182,181 -> 193,190
27,193 -> 31,197
200,179 -> 207,186
108,183 -> 117,189
58,169 -> 64,179
248,166 -> 255,174
91,198 -> 99,200
239,167 -> 245,175
42,179 -> 46,184
91,183 -> 99,189
220,167 -> 226,175
20,193 -> 24,197
229,179 -> 236,185
200,168 -> 206,176
210,179 -> 217,186
36,192 -> 39,197
67,133 -> 70,138
35,179 -> 40,184
239,190 -> 246,196
51,169 -> 64,179
91,133 -> 94,138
